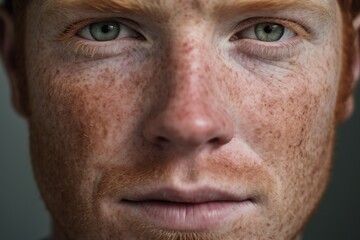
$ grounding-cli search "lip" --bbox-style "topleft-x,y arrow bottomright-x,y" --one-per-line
119,187 -> 257,231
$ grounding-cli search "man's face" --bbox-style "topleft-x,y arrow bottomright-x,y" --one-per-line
22,0 -> 344,239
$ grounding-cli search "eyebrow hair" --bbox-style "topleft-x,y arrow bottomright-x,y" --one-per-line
42,0 -> 332,21
214,0 -> 332,19
42,0 -> 167,18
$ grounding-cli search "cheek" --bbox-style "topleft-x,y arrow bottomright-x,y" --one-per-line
230,61 -> 337,158
26,58 -> 160,235
29,63 -> 154,158
250,80 -> 332,157
227,44 -> 341,224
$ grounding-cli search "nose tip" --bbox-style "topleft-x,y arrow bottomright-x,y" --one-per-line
143,107 -> 234,151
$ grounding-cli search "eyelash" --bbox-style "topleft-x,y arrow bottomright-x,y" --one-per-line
58,17 -> 310,59
57,18 -> 145,58
230,17 -> 311,59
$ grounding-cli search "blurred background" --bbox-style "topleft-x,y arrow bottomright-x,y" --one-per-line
0,9 -> 360,240
0,62 -> 50,238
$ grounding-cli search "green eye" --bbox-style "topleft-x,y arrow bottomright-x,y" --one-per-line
255,23 -> 285,42
89,21 -> 121,41
77,20 -> 144,42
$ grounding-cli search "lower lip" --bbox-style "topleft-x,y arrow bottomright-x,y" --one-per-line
121,200 -> 253,231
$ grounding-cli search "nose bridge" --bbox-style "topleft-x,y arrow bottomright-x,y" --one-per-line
162,32 -> 222,133
167,35 -> 211,103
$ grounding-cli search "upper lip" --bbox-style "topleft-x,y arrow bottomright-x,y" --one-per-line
121,187 -> 256,203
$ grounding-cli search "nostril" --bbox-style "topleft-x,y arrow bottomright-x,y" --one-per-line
156,136 -> 170,144
209,137 -> 221,145
143,107 -> 234,150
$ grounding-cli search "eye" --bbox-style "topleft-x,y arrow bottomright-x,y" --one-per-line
77,21 -> 142,42
255,23 -> 286,42
231,22 -> 296,42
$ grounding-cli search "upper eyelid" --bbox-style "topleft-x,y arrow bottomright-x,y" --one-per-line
233,17 -> 312,41
57,18 -> 139,43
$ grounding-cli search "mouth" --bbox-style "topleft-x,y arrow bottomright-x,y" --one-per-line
119,187 -> 257,231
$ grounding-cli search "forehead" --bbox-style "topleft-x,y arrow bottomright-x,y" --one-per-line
40,0 -> 336,18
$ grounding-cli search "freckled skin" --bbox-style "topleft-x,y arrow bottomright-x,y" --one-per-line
3,0 -> 356,239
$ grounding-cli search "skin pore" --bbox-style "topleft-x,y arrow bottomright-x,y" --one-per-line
0,0 -> 360,240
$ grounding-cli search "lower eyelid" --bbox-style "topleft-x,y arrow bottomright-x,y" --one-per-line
233,37 -> 303,60
62,34 -> 146,59
62,37 -> 99,57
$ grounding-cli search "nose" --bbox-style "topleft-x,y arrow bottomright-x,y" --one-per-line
143,100 -> 234,151
143,41 -> 234,152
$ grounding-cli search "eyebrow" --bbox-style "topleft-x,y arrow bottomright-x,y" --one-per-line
214,0 -> 331,20
42,0 -> 332,21
42,0 -> 167,18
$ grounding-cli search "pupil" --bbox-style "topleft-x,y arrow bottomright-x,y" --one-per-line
101,25 -> 113,34
264,25 -> 273,34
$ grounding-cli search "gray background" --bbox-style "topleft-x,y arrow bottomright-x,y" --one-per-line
1,62 -> 360,239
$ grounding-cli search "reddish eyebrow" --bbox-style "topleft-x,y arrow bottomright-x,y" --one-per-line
42,0 -> 168,18
214,0 -> 331,20
44,0 -> 149,11
42,0 -> 332,21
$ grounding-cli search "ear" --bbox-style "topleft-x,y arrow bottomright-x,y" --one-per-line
0,7 -> 28,118
338,14 -> 360,123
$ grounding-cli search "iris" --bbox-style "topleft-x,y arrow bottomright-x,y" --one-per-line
90,21 -> 121,41
255,23 -> 285,42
